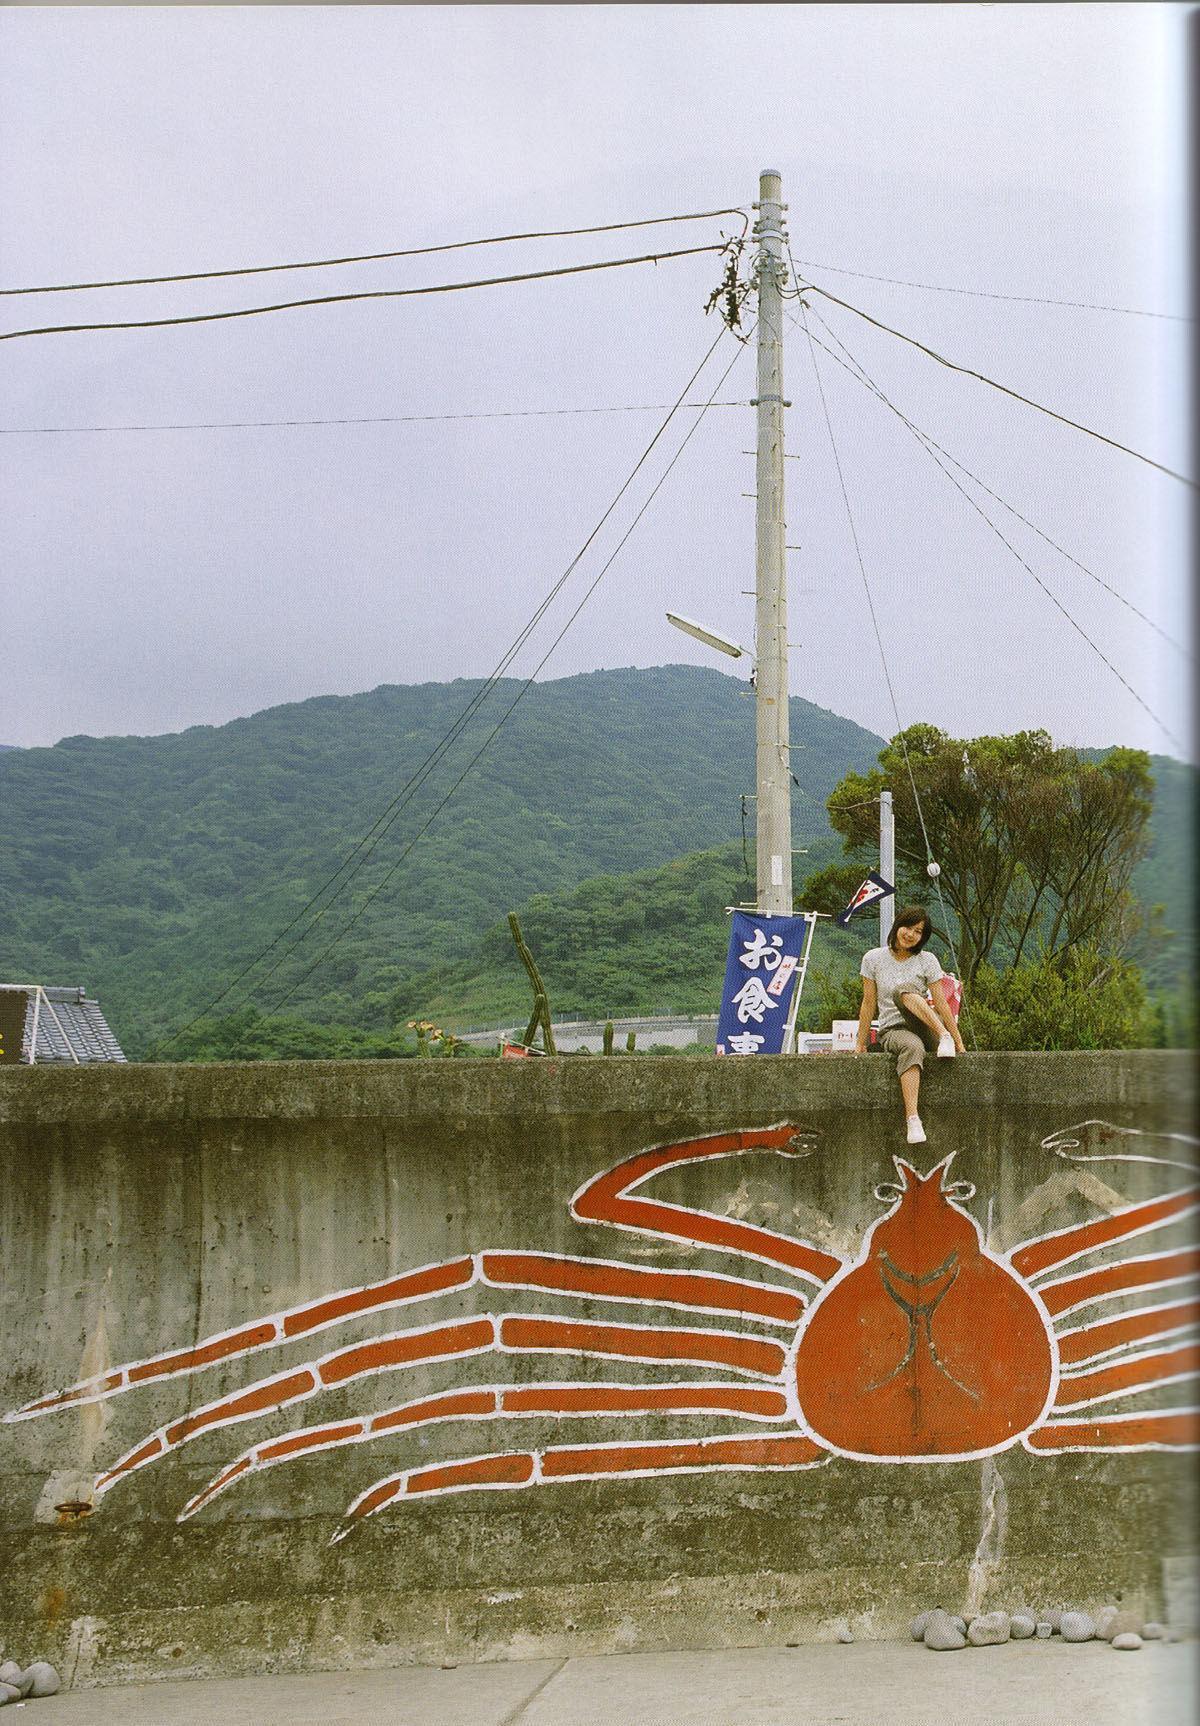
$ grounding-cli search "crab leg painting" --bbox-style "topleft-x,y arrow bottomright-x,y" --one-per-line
6,1125 -> 1198,1543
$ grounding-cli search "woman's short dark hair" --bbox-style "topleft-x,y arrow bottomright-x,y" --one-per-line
888,905 -> 932,953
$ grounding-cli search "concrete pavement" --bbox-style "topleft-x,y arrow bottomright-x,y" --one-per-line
14,1641 -> 1197,1726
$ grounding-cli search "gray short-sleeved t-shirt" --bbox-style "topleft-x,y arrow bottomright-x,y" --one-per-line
860,946 -> 945,1030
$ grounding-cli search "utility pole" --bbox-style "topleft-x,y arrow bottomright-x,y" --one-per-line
879,790 -> 895,947
752,170 -> 791,916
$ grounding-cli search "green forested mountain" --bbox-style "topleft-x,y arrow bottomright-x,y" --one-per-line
0,667 -> 882,1055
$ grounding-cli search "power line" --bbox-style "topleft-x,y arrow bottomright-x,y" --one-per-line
152,323 -> 736,1054
792,258 -> 1191,323
794,278 -> 1195,490
793,306 -> 1184,753
150,323 -> 745,1056
0,400 -> 752,437
788,274 -> 973,1039
787,309 -> 1189,662
800,303 -> 1188,734
789,303 -> 940,867
0,243 -> 725,342
245,330 -> 753,1039
2,208 -> 747,297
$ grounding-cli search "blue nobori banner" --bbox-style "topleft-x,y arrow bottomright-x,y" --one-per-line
716,911 -> 812,1055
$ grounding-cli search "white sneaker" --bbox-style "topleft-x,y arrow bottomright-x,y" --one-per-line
906,1115 -> 927,1145
936,1034 -> 957,1058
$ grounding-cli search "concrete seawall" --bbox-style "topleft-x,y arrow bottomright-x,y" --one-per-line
0,1053 -> 1195,1687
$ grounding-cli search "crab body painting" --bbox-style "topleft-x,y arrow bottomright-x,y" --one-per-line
5,1125 -> 1197,1544
795,1162 -> 1056,1459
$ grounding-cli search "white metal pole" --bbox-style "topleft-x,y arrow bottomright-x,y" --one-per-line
780,913 -> 820,1052
879,790 -> 895,948
752,170 -> 791,917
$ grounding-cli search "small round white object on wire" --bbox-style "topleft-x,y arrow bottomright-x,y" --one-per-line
926,860 -> 941,878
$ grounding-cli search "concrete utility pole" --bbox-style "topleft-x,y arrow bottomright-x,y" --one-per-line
879,790 -> 895,947
752,170 -> 792,916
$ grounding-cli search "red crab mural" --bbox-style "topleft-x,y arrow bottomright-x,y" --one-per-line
7,1125 -> 1197,1542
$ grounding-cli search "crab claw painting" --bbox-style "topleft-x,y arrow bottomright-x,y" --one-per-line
7,1124 -> 1197,1543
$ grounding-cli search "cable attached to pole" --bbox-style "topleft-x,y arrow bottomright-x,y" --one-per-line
789,257 -> 1191,323
787,310 -> 1190,664
795,276 -> 1195,490
795,304 -> 1184,752
238,329 -> 755,1042
1,208 -> 748,297
0,399 -> 753,437
786,246 -> 973,1036
150,319 -> 747,1056
1,245 -> 726,343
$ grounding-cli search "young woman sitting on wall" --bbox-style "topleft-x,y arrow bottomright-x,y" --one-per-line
854,904 -> 965,1147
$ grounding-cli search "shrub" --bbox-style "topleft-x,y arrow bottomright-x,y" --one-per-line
966,949 -> 1153,1050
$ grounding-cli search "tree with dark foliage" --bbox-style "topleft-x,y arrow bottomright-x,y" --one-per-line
805,726 -> 1153,988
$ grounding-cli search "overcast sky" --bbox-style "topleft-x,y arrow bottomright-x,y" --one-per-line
1,3 -> 1192,759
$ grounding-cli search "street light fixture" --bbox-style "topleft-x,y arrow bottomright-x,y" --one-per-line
665,612 -> 753,662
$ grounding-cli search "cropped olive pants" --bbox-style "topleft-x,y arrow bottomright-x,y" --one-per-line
878,1005 -> 940,1076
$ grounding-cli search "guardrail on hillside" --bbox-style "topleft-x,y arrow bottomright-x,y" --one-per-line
458,1014 -> 720,1049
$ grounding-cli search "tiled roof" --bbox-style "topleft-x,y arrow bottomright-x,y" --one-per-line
0,986 -> 127,1064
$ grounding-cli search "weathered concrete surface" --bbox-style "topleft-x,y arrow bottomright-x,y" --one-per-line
0,1054 -> 1194,1687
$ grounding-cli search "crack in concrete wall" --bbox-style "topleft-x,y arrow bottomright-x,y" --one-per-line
965,1456 -> 1009,1620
